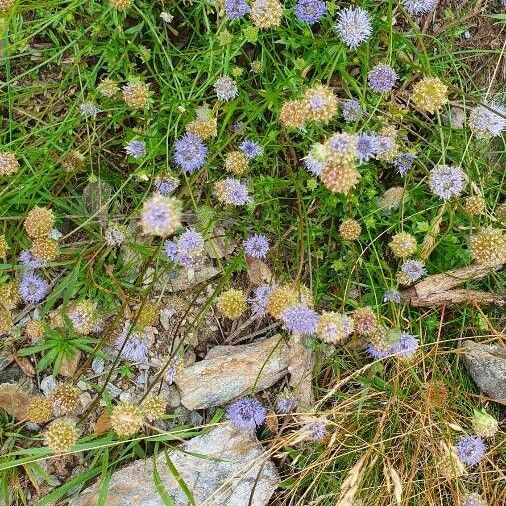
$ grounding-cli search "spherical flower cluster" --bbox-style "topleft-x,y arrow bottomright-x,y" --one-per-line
244,234 -> 270,259
336,7 -> 372,49
455,435 -> 486,466
124,139 -> 146,158
402,0 -> 436,16
239,140 -> 262,159
276,393 -> 297,415
281,305 -> 319,335
356,132 -> 381,164
412,77 -> 448,113
383,289 -> 402,303
469,227 -> 505,266
303,84 -> 338,124
165,228 -> 205,266
115,324 -> 150,363
389,232 -> 417,258
400,259 -> 427,283
471,409 -> 498,438
495,202 -> 506,224
377,186 -> 405,213
31,237 -> 59,262
62,150 -> 85,172
294,0 -> 327,25
279,100 -> 309,129
214,76 -> 238,101
24,206 -> 55,238
368,64 -> 398,93
303,154 -> 324,177
428,165 -> 466,200
227,396 -> 267,430
463,196 -> 486,216
214,178 -> 253,206
155,174 -> 180,195
367,331 -> 419,359
325,132 -> 357,164
0,0 -> 14,12
105,223 -> 126,247
216,288 -> 247,319
140,194 -> 182,236
341,99 -> 363,122
393,152 -> 416,176
225,150 -> 249,175
141,396 -> 166,422
469,102 -> 506,139
111,403 -> 144,436
321,162 -> 361,195
250,284 -> 276,316
51,384 -> 81,417
79,102 -> 101,118
0,307 -> 12,335
305,419 -> 327,440
225,0 -> 249,19
0,151 -> 19,176
461,493 -> 487,506
26,396 -> 53,424
352,307 -> 378,336
109,0 -> 132,11
375,126 -> 399,162
122,81 -> 151,109
25,319 -> 45,341
186,117 -> 218,140
97,77 -> 119,98
317,311 -> 353,344
0,235 -> 7,258
266,284 -> 311,319
173,133 -> 208,173
19,273 -> 49,304
0,281 -> 20,309
339,218 -> 361,241
44,418 -> 78,453
67,300 -> 96,335
250,0 -> 283,29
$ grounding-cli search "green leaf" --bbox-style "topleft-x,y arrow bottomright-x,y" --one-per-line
152,446 -> 175,506
96,448 -> 111,506
163,451 -> 196,506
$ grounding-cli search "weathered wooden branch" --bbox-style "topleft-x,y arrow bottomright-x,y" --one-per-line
400,263 -> 505,307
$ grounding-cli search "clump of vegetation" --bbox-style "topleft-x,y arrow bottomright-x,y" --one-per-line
0,0 -> 504,505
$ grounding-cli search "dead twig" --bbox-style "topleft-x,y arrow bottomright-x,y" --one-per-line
400,263 -> 505,307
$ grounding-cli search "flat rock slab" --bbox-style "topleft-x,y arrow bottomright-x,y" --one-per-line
175,335 -> 289,410
71,422 -> 279,506
463,340 -> 506,404
0,382 -> 33,420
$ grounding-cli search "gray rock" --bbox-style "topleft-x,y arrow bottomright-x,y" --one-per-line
79,392 -> 92,409
70,422 -> 278,506
105,383 -> 122,399
77,380 -> 88,391
119,391 -> 132,402
40,375 -> 57,396
159,384 -> 181,408
463,341 -> 506,404
0,363 -> 23,383
175,335 -> 289,410
91,358 -> 105,374
157,264 -> 220,293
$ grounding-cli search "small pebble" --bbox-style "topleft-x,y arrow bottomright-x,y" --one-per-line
91,357 -> 105,374
105,383 -> 122,398
40,375 -> 57,396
